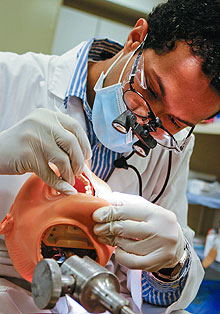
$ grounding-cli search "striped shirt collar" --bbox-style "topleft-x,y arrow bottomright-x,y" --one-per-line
64,38 -> 124,182
64,37 -> 123,120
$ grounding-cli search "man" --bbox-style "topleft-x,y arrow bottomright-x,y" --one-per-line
0,0 -> 219,313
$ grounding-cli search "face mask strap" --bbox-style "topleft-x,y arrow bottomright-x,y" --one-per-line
103,51 -> 124,79
118,33 -> 148,84
118,48 -> 137,83
103,33 -> 149,84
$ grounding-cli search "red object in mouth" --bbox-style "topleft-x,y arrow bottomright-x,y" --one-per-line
73,173 -> 95,195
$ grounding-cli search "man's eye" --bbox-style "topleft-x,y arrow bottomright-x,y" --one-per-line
146,82 -> 157,99
168,115 -> 181,129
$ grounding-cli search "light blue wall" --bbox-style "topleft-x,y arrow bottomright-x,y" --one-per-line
52,6 -> 132,55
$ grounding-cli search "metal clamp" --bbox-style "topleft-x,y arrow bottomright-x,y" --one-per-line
32,255 -> 136,314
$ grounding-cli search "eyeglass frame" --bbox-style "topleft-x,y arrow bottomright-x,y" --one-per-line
122,38 -> 195,153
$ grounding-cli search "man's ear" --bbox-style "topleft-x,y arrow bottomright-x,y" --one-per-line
124,18 -> 148,53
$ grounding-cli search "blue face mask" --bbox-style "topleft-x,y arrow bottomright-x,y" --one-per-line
92,51 -> 137,153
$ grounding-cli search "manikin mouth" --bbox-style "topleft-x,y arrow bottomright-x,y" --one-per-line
41,172 -> 98,264
72,173 -> 95,196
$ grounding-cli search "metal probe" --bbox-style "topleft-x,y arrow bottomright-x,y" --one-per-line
31,255 -> 136,314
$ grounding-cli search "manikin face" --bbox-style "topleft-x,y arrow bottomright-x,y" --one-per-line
105,40 -> 220,136
0,168 -> 114,282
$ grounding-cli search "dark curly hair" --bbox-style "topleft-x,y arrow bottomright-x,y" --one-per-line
145,0 -> 220,95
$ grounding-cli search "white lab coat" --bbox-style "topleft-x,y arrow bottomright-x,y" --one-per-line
0,42 -> 204,314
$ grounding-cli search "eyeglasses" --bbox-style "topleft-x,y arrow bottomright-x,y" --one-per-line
122,40 -> 194,153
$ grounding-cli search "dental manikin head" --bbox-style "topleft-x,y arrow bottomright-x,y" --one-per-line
0,165 -> 114,282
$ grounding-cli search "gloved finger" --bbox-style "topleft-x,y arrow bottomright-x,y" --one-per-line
98,192 -> 148,206
97,235 -> 161,256
96,236 -> 171,271
96,192 -> 128,206
56,111 -> 92,160
35,160 -> 77,195
47,144 -> 76,186
114,247 -> 168,272
93,220 -> 151,239
54,130 -> 88,177
93,204 -> 154,223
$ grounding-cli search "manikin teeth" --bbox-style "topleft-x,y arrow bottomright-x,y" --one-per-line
76,174 -> 93,195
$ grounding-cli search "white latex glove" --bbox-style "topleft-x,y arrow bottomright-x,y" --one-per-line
93,192 -> 185,272
0,108 -> 92,194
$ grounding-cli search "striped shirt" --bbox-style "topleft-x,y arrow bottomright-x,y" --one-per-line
64,38 -> 190,306
65,38 -> 122,181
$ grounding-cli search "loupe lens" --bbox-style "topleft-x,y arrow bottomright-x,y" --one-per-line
112,110 -> 133,134
112,121 -> 128,134
132,140 -> 150,157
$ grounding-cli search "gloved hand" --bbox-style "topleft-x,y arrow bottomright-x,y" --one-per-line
93,192 -> 185,272
0,108 -> 92,194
